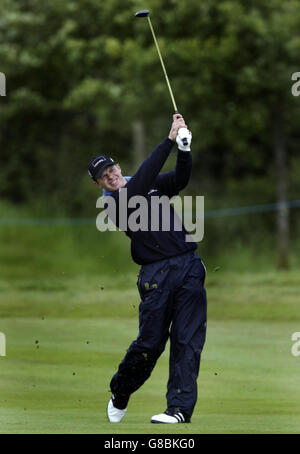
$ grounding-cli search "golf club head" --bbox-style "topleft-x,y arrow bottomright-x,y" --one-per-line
135,10 -> 150,17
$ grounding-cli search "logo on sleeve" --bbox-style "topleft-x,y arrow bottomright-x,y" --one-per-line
147,189 -> 158,195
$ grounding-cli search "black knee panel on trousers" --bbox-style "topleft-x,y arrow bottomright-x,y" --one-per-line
110,346 -> 160,397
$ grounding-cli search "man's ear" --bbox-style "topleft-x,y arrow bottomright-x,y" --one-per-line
94,180 -> 102,189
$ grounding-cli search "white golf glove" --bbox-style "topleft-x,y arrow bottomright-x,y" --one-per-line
176,127 -> 192,151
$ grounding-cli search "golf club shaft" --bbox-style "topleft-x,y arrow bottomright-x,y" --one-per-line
147,16 -> 178,113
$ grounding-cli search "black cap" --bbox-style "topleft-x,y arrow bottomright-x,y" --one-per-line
88,155 -> 116,181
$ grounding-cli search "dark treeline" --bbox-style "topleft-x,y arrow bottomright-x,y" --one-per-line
1,0 -> 300,268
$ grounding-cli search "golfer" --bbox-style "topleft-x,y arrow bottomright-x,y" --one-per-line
88,114 -> 207,424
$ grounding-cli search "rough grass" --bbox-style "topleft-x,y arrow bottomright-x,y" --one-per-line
0,316 -> 299,434
1,269 -> 300,434
0,212 -> 300,434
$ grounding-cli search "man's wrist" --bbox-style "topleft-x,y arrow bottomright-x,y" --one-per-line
177,149 -> 191,156
167,136 -> 176,143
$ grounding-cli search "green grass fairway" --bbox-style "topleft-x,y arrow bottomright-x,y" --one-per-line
1,271 -> 300,434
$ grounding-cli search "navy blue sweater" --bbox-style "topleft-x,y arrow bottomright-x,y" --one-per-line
109,137 -> 197,265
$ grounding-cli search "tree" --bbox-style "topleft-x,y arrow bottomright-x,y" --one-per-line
146,0 -> 300,269
1,0 -> 300,271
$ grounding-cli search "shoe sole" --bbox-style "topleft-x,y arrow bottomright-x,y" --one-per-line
151,418 -> 191,424
151,420 -> 169,424
151,421 -> 190,424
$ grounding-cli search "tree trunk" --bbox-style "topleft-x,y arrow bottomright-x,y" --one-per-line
273,107 -> 289,270
132,120 -> 146,170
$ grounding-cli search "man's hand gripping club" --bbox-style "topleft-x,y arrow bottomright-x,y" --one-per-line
168,113 -> 192,152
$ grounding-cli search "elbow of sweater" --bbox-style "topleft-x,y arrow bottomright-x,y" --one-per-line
175,180 -> 189,192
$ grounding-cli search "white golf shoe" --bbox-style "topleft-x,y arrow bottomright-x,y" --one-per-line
151,408 -> 190,424
107,396 -> 127,423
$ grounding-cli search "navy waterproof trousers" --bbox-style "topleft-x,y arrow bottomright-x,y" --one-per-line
110,250 -> 207,418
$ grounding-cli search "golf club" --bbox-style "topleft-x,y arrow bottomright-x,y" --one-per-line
135,9 -> 178,114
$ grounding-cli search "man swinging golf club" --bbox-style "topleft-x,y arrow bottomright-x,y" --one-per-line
87,10 -> 207,424
88,113 -> 207,424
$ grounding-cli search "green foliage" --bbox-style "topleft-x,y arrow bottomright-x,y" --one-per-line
0,0 -> 300,229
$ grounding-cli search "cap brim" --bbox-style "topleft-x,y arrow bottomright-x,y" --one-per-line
94,162 -> 115,180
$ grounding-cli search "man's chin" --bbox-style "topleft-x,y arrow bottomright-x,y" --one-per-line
105,178 -> 126,192
107,183 -> 120,191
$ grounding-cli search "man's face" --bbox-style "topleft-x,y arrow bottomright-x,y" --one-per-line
95,164 -> 125,191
